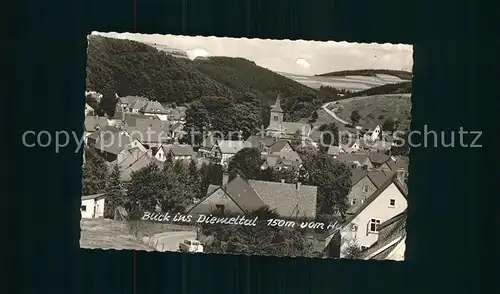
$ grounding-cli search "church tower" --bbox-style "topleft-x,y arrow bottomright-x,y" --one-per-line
267,94 -> 284,134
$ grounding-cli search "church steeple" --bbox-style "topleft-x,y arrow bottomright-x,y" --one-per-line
270,94 -> 283,113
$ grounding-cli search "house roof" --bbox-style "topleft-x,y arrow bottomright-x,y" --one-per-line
118,151 -> 155,182
248,180 -> 317,218
345,173 -> 407,224
81,193 -> 106,200
200,132 -> 216,149
327,145 -> 342,155
166,107 -> 186,121
90,126 -> 133,155
387,158 -> 409,171
84,116 -> 108,132
169,144 -> 195,157
245,135 -> 277,148
128,98 -> 149,110
215,140 -> 252,154
359,210 -> 407,260
268,140 -> 291,153
191,176 -> 266,214
125,121 -> 170,144
140,101 -> 168,114
347,169 -> 396,214
337,153 -> 370,165
368,152 -> 391,164
119,95 -> 149,106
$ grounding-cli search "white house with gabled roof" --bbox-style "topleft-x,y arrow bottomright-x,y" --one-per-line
324,170 -> 408,258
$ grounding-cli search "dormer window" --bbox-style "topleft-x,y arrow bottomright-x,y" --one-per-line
368,218 -> 381,233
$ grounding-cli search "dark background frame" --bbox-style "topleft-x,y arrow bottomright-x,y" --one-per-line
10,0 -> 486,294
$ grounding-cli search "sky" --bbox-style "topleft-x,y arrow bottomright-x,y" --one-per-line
92,32 -> 413,76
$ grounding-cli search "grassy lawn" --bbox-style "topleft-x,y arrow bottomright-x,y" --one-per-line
80,218 -> 196,250
333,94 -> 411,130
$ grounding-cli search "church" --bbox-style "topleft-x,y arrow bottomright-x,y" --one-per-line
265,95 -> 312,139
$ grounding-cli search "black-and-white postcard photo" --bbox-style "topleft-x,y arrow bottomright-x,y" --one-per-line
81,32 -> 412,260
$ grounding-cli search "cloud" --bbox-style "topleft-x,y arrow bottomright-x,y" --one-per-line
92,32 -> 413,75
295,58 -> 311,69
186,48 -> 210,60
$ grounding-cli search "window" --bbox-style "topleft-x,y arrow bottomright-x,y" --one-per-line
215,204 -> 225,215
81,205 -> 86,211
361,246 -> 368,250
273,115 -> 279,121
389,199 -> 396,207
369,218 -> 381,233
351,199 -> 356,205
362,185 -> 370,193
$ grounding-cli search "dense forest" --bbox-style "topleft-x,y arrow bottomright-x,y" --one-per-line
342,81 -> 412,98
86,35 -> 336,123
316,69 -> 413,80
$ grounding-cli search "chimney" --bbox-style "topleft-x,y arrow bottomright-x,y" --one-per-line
222,173 -> 229,185
296,182 -> 301,190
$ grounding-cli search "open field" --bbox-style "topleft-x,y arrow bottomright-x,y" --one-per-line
332,94 -> 411,130
80,218 -> 197,250
279,72 -> 409,91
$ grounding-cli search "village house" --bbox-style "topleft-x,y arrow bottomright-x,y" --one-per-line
340,140 -> 362,153
363,125 -> 382,141
84,115 -> 108,144
337,153 -> 374,170
81,193 -> 106,219
346,169 -> 397,212
107,111 -> 157,128
125,119 -> 171,149
139,101 -> 169,121
358,210 -> 407,261
167,144 -> 196,161
117,149 -> 163,182
116,144 -> 148,165
266,95 -> 312,139
86,126 -> 141,162
327,145 -> 346,157
169,122 -> 184,140
211,140 -> 252,166
323,171 -> 408,258
367,152 -> 392,169
187,174 -> 317,219
118,95 -> 150,113
165,106 -> 187,124
245,135 -> 278,153
198,131 -> 217,158
260,140 -> 302,170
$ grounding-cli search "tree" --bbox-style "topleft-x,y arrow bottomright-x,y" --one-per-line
202,207 -> 318,257
382,118 -> 396,133
301,152 -> 352,215
350,110 -> 361,125
160,163 -> 196,212
318,123 -> 339,147
104,164 -> 125,219
127,163 -> 164,212
98,93 -> 118,117
391,129 -> 410,156
227,148 -> 264,180
342,239 -> 363,259
83,147 -> 108,195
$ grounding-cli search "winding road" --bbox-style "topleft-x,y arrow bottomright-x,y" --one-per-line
147,230 -> 197,252
321,102 -> 350,125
